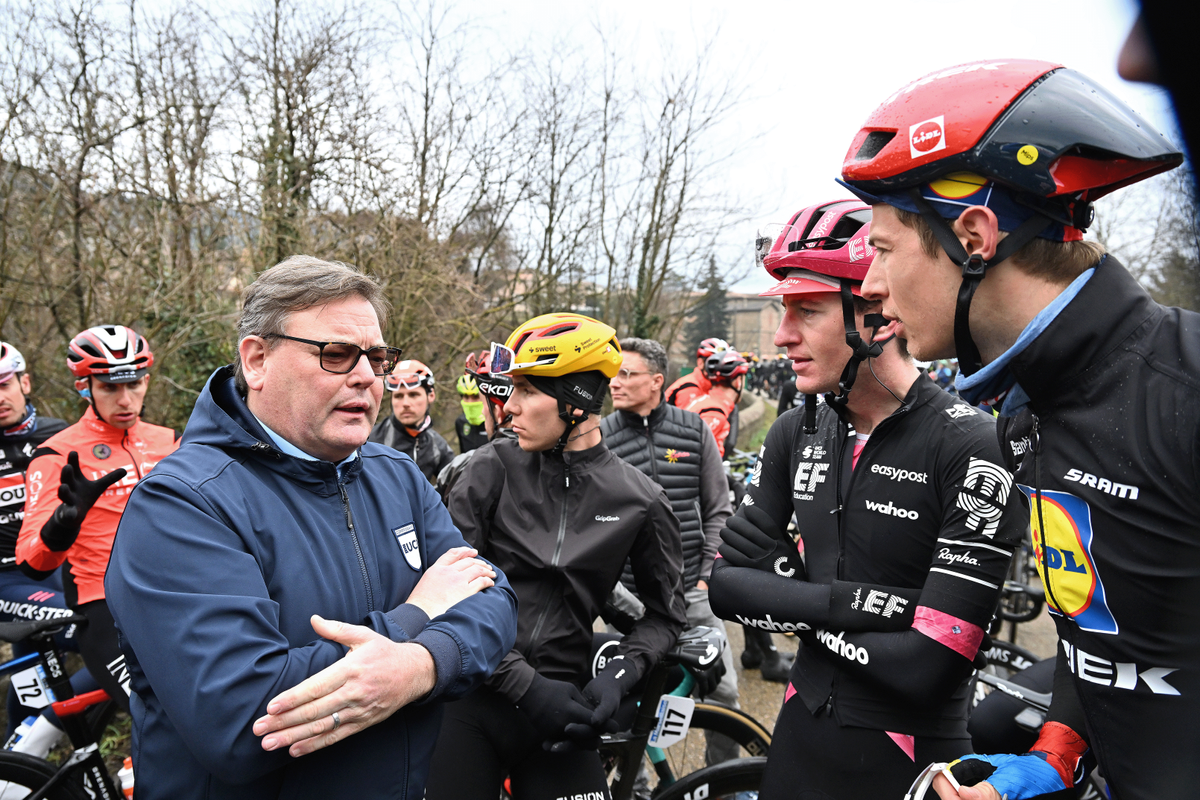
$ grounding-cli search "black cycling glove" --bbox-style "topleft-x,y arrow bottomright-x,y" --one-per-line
580,656 -> 642,733
718,505 -> 805,580
39,452 -> 127,552
827,580 -> 922,632
516,673 -> 597,744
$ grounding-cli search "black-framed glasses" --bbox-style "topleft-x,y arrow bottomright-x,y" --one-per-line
262,334 -> 402,376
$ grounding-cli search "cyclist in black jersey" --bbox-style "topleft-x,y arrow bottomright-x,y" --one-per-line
840,60 -> 1193,800
708,200 -> 1026,799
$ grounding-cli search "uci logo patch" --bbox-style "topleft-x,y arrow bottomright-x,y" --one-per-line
393,523 -> 421,570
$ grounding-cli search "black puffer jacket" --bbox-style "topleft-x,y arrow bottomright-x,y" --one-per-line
999,257 -> 1200,800
602,401 -> 731,588
445,437 -> 687,702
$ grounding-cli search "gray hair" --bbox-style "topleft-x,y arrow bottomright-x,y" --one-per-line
618,337 -> 668,376
235,255 -> 390,393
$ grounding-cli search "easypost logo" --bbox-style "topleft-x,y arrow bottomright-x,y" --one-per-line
870,463 -> 928,484
909,115 -> 946,158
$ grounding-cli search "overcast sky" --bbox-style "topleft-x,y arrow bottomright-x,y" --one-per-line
474,0 -> 1177,292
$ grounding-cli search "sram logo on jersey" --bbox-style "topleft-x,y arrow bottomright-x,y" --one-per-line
1021,485 -> 1118,635
869,464 -> 928,484
793,461 -> 829,501
1060,640 -> 1179,696
865,499 -> 919,520
814,629 -> 869,665
734,613 -> 810,634
1063,468 -> 1139,500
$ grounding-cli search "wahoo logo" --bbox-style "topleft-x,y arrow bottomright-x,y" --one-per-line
392,523 -> 422,570
794,461 -> 829,497
865,499 -> 919,520
0,473 -> 24,507
957,458 -> 1012,538
1021,485 -> 1118,634
814,629 -> 870,665
850,588 -> 909,618
1060,640 -> 1178,696
1063,468 -> 1139,501
734,613 -> 811,633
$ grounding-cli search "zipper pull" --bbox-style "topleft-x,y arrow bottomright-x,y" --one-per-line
337,482 -> 354,530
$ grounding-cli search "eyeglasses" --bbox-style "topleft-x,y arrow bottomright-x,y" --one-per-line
488,341 -> 557,375
263,334 -> 402,376
616,368 -> 653,380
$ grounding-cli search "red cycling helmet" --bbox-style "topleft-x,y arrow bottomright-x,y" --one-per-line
696,338 -> 730,360
384,359 -> 435,393
760,201 -> 873,297
67,325 -> 154,383
839,60 -> 1182,375
704,351 -> 750,385
464,351 -> 513,410
841,60 -> 1181,211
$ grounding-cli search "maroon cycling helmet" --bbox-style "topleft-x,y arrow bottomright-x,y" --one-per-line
704,351 -> 750,385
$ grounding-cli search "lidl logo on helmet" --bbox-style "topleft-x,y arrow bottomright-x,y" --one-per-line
1021,485 -> 1118,635
909,115 -> 946,159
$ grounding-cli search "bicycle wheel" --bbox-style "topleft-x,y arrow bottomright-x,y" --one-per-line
0,752 -> 92,800
647,703 -> 771,792
654,757 -> 767,800
996,541 -> 1044,623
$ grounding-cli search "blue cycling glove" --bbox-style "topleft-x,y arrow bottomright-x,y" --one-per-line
949,721 -> 1089,799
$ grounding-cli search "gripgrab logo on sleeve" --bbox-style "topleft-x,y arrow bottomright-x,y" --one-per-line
734,613 -> 811,634
814,629 -> 870,665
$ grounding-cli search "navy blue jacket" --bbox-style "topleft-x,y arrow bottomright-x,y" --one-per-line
105,366 -> 517,799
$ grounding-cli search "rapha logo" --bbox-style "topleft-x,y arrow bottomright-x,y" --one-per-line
393,523 -> 421,570
909,115 -> 946,159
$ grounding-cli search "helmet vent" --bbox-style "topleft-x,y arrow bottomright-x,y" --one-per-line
541,323 -> 580,338
855,131 -> 895,161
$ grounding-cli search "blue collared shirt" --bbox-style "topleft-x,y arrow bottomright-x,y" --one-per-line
254,415 -> 359,479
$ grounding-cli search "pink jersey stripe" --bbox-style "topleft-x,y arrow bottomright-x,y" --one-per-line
885,731 -> 915,761
912,606 -> 983,660
784,682 -> 797,704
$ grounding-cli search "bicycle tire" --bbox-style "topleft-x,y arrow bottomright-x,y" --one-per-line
653,757 -> 767,800
0,751 -> 93,800
648,703 -> 771,791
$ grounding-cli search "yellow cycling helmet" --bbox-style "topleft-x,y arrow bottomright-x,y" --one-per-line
456,374 -> 479,395
500,313 -> 622,379
496,313 -> 621,452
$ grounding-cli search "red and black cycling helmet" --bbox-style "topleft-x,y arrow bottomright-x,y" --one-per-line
704,350 -> 750,385
67,325 -> 155,384
696,337 -> 730,360
839,60 -> 1182,375
759,200 -> 874,295
464,350 -> 513,410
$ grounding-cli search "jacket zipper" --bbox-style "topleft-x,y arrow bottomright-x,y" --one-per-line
528,459 -> 570,652
120,433 -> 144,480
338,479 -> 375,611
644,417 -> 660,483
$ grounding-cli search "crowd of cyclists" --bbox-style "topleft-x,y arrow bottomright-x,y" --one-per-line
0,55 -> 1195,800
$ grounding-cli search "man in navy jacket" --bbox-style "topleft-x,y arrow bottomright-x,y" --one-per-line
106,256 -> 517,799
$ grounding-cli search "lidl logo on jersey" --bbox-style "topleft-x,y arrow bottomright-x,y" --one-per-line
1020,485 -> 1118,635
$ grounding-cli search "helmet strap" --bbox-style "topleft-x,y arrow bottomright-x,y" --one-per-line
907,189 -> 1053,377
825,281 -> 892,408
